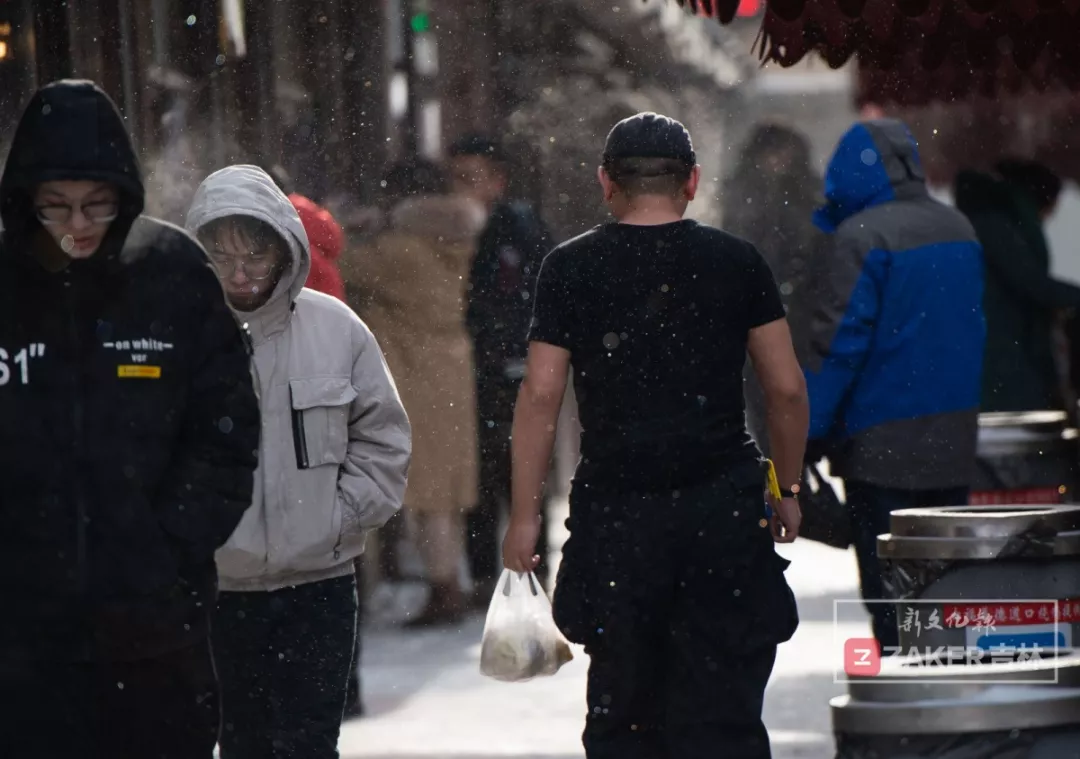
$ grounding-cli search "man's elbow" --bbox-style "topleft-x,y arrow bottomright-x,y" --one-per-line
518,375 -> 565,410
767,372 -> 809,408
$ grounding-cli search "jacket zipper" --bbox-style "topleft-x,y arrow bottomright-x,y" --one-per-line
291,405 -> 310,470
64,275 -> 90,600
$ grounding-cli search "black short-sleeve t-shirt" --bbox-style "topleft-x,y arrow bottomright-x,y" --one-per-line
529,219 -> 785,494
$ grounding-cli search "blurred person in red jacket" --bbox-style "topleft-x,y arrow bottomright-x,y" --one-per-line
267,165 -> 346,301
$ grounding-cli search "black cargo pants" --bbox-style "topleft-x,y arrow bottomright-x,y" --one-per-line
552,462 -> 799,759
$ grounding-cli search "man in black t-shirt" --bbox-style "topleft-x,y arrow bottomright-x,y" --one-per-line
503,113 -> 809,759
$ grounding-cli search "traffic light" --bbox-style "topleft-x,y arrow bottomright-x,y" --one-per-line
736,0 -> 763,17
693,0 -> 763,18
410,11 -> 429,34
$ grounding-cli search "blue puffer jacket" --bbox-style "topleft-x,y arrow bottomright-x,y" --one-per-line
806,119 -> 986,490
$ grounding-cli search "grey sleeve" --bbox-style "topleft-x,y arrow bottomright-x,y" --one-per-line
804,230 -> 880,373
337,320 -> 412,535
804,230 -> 882,440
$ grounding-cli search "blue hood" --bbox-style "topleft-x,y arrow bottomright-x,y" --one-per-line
814,120 -> 927,233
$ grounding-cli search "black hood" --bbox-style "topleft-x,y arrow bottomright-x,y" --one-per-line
954,168 -> 1047,225
0,80 -> 144,264
955,167 -> 1049,269
954,170 -> 1015,218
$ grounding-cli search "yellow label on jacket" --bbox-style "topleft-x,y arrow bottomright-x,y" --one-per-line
117,365 -> 162,379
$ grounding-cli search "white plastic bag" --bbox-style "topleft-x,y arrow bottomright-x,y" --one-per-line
479,570 -> 574,682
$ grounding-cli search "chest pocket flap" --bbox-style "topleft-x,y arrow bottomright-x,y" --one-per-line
289,377 -> 358,469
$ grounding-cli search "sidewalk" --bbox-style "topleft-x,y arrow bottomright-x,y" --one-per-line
340,519 -> 868,758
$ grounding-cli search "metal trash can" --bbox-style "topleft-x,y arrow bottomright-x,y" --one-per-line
878,505 -> 1080,652
972,411 -> 1079,505
832,649 -> 1080,758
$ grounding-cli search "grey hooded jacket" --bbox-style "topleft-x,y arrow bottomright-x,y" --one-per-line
186,165 -> 412,592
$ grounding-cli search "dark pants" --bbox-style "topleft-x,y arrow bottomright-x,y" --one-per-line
345,561 -> 364,716
553,464 -> 798,759
847,481 -> 969,649
213,575 -> 358,759
1,641 -> 219,759
468,373 -> 550,587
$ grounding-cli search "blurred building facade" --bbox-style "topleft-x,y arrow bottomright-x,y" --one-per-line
5,1 -> 1076,222
3,1 -> 758,230
4,0 -> 394,220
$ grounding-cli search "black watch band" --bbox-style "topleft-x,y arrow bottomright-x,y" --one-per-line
779,485 -> 801,499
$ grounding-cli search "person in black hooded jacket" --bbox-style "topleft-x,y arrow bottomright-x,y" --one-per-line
0,81 -> 259,758
955,159 -> 1080,412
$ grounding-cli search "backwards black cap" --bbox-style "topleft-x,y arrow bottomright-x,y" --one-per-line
602,112 -> 696,167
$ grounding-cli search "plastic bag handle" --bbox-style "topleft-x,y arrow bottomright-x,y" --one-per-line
501,570 -> 541,598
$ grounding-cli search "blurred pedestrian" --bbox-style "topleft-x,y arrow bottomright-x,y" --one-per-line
954,158 -> 1080,413
808,120 -> 985,649
723,123 -> 827,457
186,165 -> 411,758
0,80 -> 259,759
504,112 -> 804,759
448,135 -> 556,600
267,164 -> 347,302
348,159 -> 486,627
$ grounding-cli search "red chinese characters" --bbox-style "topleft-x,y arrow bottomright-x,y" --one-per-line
968,488 -> 1063,506
942,600 -> 1080,628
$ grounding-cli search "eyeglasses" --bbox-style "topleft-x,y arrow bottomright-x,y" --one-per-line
208,251 -> 278,281
35,201 -> 119,226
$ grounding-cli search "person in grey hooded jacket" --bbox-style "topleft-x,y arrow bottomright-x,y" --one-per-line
808,121 -> 984,649
185,165 -> 411,758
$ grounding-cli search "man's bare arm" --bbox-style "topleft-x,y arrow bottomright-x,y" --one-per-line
504,341 -> 571,572
748,317 -> 809,486
748,317 -> 809,541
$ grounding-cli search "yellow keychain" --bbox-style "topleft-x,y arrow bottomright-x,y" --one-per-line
765,459 -> 782,502
760,459 -> 782,526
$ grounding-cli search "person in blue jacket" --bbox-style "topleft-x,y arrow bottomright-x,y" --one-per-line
807,119 -> 986,649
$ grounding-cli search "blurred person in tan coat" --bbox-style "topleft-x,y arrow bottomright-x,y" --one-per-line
346,160 -> 486,627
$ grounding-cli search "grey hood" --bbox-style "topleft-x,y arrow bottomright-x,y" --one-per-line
185,165 -> 311,344
184,167 -> 411,592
